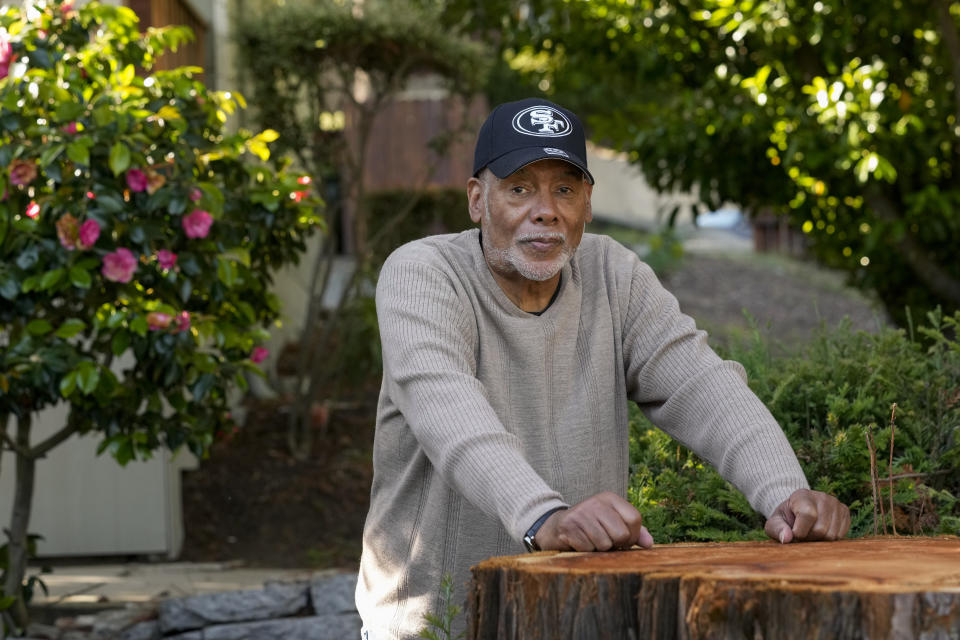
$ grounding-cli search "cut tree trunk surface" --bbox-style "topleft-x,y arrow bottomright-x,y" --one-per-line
469,536 -> 960,640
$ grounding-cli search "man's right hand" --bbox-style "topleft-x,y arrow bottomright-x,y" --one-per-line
534,491 -> 654,551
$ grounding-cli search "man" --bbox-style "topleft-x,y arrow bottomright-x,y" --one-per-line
356,98 -> 850,639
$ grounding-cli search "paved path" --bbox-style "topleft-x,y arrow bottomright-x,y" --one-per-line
30,561 -> 333,609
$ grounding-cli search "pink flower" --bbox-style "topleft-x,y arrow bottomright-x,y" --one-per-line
297,176 -> 312,186
175,310 -> 191,332
61,1 -> 75,13
85,191 -> 96,199
182,209 -> 213,239
250,346 -> 269,364
78,219 -> 100,249
25,201 -> 40,219
0,32 -> 11,81
126,169 -> 147,192
62,121 -> 78,134
101,248 -> 138,283
147,312 -> 172,331
56,213 -> 79,249
9,159 -> 38,187
156,249 -> 177,270
189,187 -> 203,202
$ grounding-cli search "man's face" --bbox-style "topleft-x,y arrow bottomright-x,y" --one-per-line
467,159 -> 593,285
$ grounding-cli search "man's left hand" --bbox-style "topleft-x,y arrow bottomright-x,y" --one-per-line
764,489 -> 851,543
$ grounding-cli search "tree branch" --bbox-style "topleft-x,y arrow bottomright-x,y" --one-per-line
1,419 -> 29,457
865,186 -> 960,306
28,421 -> 78,459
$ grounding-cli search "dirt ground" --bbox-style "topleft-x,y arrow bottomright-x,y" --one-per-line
178,249 -> 886,570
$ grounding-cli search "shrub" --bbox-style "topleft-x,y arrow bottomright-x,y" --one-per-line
630,310 -> 960,541
0,0 -> 320,629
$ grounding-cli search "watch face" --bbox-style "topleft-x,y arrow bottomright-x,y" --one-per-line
523,534 -> 538,553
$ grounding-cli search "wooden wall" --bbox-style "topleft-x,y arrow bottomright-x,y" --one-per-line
126,0 -> 208,77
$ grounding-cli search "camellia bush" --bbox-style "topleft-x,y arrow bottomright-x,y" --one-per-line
0,0 -> 319,631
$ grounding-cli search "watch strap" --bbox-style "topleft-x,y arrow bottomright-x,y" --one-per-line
522,506 -> 568,552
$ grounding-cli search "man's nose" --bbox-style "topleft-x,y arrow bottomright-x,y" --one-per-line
531,193 -> 559,224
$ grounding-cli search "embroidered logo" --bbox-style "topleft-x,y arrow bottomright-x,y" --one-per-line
512,106 -> 572,137
543,147 -> 569,158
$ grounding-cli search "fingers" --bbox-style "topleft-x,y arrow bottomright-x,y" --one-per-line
543,492 -> 652,552
764,514 -> 792,544
766,489 -> 851,543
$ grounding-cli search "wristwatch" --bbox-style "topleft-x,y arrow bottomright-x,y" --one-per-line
522,506 -> 568,552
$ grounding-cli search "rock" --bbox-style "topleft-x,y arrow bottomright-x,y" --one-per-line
158,581 -> 309,633
118,620 -> 160,640
201,613 -> 362,640
309,572 -> 358,615
91,605 -> 156,638
24,622 -> 60,639
163,632 -> 203,640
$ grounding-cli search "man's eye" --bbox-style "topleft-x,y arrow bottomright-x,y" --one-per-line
511,186 -> 527,194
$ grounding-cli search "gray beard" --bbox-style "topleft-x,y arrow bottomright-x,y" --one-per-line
481,191 -> 574,282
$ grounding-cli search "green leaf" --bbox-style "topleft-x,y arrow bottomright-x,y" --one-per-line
191,373 -> 215,401
111,331 -> 131,356
96,194 -> 124,214
39,268 -> 65,291
109,142 -> 131,175
69,266 -> 92,289
54,100 -> 84,122
39,144 -> 65,169
130,315 -> 148,336
77,362 -> 101,395
21,274 -> 40,293
217,259 -> 237,287
55,318 -> 87,339
59,370 -> 78,397
66,140 -> 90,166
27,319 -> 53,335
117,64 -> 136,87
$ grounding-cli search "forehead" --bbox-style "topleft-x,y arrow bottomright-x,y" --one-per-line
504,159 -> 585,181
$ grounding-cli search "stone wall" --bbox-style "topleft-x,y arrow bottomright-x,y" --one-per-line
26,573 -> 360,640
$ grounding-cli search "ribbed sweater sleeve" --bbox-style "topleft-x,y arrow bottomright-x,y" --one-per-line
621,257 -> 809,516
376,252 -> 567,541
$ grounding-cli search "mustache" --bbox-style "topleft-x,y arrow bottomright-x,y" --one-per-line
516,232 -> 566,244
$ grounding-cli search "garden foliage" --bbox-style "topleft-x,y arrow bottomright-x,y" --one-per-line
0,0 -> 319,629
630,310 -> 960,541
438,0 -> 960,326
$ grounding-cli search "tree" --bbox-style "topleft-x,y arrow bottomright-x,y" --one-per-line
443,0 -> 960,325
234,0 -> 487,458
0,1 -> 320,631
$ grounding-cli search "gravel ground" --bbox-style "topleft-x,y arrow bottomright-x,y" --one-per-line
662,250 -> 888,352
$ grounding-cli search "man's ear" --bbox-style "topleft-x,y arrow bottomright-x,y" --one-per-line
584,182 -> 594,223
467,177 -> 484,224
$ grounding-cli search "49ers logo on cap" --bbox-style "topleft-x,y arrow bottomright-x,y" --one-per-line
511,106 -> 572,137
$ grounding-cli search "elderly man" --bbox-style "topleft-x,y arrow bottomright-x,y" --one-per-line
355,98 -> 850,639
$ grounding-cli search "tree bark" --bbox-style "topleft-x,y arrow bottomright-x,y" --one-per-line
469,537 -> 960,640
2,413 -> 35,630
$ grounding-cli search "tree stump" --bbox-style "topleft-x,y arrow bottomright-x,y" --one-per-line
468,536 -> 960,639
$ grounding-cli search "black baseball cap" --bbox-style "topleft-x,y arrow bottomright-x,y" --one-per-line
473,98 -> 594,184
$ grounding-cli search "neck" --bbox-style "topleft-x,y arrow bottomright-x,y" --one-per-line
488,269 -> 561,313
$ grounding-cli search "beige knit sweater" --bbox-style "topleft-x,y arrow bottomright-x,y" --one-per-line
356,229 -> 808,639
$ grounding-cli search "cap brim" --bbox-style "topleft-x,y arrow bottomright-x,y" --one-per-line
486,147 -> 595,185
